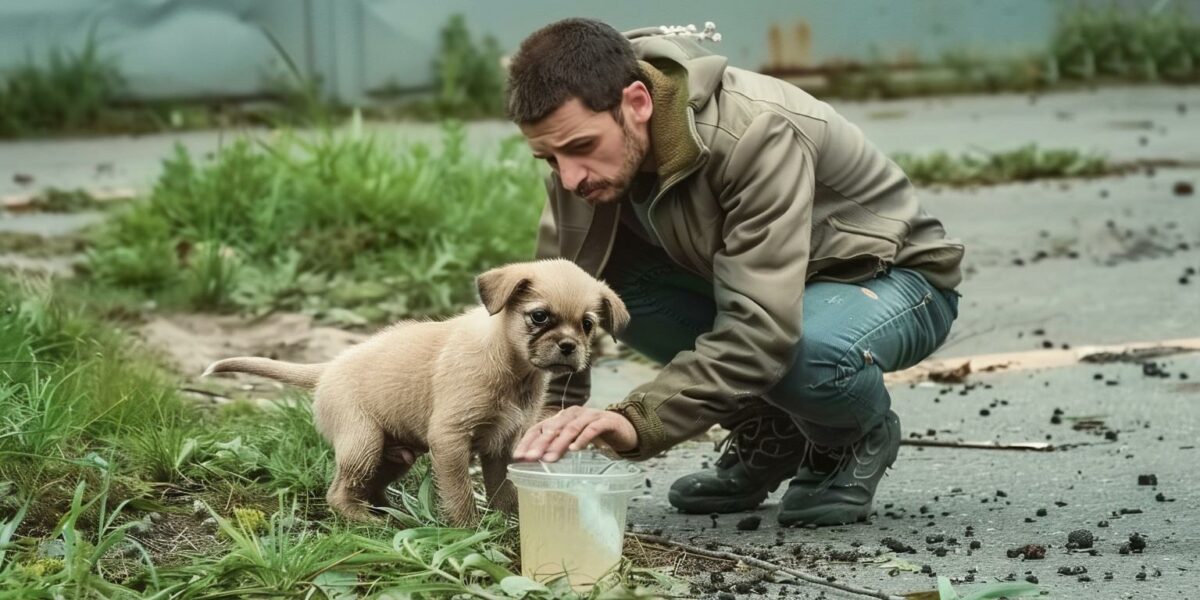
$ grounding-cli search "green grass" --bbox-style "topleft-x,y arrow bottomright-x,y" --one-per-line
892,144 -> 1112,187
0,32 -> 124,137
0,274 -> 676,598
81,120 -> 544,325
1050,5 -> 1200,83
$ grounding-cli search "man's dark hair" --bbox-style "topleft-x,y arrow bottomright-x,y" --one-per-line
506,18 -> 642,124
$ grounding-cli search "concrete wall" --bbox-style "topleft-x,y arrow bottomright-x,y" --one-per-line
0,0 -> 1188,104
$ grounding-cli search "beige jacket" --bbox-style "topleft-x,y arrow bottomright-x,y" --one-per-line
534,30 -> 965,460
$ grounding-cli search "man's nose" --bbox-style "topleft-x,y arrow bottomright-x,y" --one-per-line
559,159 -> 586,191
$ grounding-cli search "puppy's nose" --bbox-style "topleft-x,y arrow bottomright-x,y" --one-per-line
558,340 -> 577,356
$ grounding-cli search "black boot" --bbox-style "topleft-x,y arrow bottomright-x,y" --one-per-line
668,406 -> 809,514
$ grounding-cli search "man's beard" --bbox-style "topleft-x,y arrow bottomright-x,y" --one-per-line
576,120 -> 649,203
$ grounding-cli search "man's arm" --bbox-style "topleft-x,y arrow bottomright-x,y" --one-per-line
608,111 -> 816,460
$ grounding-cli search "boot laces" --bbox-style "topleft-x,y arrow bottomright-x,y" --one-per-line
714,413 -> 804,470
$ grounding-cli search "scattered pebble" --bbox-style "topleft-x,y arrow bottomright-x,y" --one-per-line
1067,529 -> 1094,550
1139,474 -> 1160,486
1006,544 -> 1046,560
1174,181 -> 1194,196
736,516 -> 762,531
882,537 -> 916,554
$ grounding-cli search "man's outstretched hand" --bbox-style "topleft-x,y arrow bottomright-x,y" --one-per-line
514,406 -> 638,462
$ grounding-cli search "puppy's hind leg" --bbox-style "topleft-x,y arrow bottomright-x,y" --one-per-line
364,448 -> 415,510
326,423 -> 387,522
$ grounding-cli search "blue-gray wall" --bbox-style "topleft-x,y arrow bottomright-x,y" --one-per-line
0,0 -> 1188,104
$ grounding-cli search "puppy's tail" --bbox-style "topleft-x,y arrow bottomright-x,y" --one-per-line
202,357 -> 326,389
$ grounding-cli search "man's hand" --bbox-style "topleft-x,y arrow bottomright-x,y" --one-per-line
514,406 -> 638,462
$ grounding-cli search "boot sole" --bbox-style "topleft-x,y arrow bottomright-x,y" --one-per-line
777,502 -> 871,527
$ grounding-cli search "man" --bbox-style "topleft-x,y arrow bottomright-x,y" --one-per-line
509,18 -> 963,527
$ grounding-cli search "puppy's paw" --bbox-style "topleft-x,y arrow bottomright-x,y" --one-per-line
487,484 -> 519,516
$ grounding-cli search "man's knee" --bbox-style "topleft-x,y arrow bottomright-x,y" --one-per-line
771,331 -> 865,403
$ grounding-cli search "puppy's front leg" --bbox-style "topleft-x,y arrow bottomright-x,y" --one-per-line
481,452 -> 517,516
428,432 -> 478,526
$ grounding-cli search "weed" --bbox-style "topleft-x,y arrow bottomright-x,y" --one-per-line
893,144 -> 1111,187
0,30 -> 124,137
83,122 -> 544,323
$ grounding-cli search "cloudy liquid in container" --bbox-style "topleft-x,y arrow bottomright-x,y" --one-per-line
516,487 -> 629,590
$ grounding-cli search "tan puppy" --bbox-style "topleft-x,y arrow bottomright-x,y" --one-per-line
202,259 -> 629,525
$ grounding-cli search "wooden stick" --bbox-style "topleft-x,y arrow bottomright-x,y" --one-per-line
900,439 -> 1055,451
626,532 -> 905,600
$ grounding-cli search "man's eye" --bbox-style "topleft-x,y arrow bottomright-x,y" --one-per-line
582,318 -> 594,333
530,310 -> 549,325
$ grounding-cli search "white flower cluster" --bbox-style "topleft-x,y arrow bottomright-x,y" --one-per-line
656,21 -> 722,42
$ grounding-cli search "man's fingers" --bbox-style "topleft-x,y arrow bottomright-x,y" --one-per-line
543,413 -> 599,461
568,420 -> 612,452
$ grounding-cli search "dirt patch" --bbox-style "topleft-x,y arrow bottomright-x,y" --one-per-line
137,312 -> 368,381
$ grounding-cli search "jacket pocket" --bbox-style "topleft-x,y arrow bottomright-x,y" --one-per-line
826,214 -> 906,250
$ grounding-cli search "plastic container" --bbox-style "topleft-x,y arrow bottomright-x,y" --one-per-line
507,450 -> 643,590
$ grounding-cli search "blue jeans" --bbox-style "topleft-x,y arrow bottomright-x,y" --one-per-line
601,226 -> 961,447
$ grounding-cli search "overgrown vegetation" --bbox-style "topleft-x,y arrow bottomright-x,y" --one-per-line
1050,4 -> 1200,82
0,275 -> 675,598
892,144 -> 1112,187
0,33 -> 124,137
434,15 -> 505,117
813,4 -> 1200,99
81,121 -> 543,325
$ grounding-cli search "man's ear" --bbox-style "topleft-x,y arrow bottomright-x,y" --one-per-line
598,285 -> 630,341
477,265 -> 531,316
622,80 -> 653,126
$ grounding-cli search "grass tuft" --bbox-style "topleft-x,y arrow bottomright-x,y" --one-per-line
82,122 -> 544,323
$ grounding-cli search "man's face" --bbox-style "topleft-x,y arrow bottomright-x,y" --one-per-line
520,85 -> 653,205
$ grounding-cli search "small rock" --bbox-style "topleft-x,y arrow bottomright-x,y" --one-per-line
969,540 -> 982,550
1025,575 -> 1039,584
1036,508 -> 1048,517
1058,566 -> 1088,576
1128,532 -> 1147,552
1067,529 -> 1094,550
1174,181 -> 1194,196
1007,544 -> 1046,560
736,516 -> 762,531
882,537 -> 916,554
1137,474 -> 1157,486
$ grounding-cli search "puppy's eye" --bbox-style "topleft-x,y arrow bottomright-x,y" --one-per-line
530,310 -> 549,325
582,318 -> 594,334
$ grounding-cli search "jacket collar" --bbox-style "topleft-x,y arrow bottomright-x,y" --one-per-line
639,60 -> 702,186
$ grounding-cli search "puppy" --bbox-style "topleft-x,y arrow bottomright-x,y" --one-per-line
202,259 -> 629,525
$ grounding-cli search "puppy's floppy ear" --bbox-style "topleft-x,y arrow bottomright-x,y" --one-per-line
477,265 -> 531,316
597,284 -> 630,341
